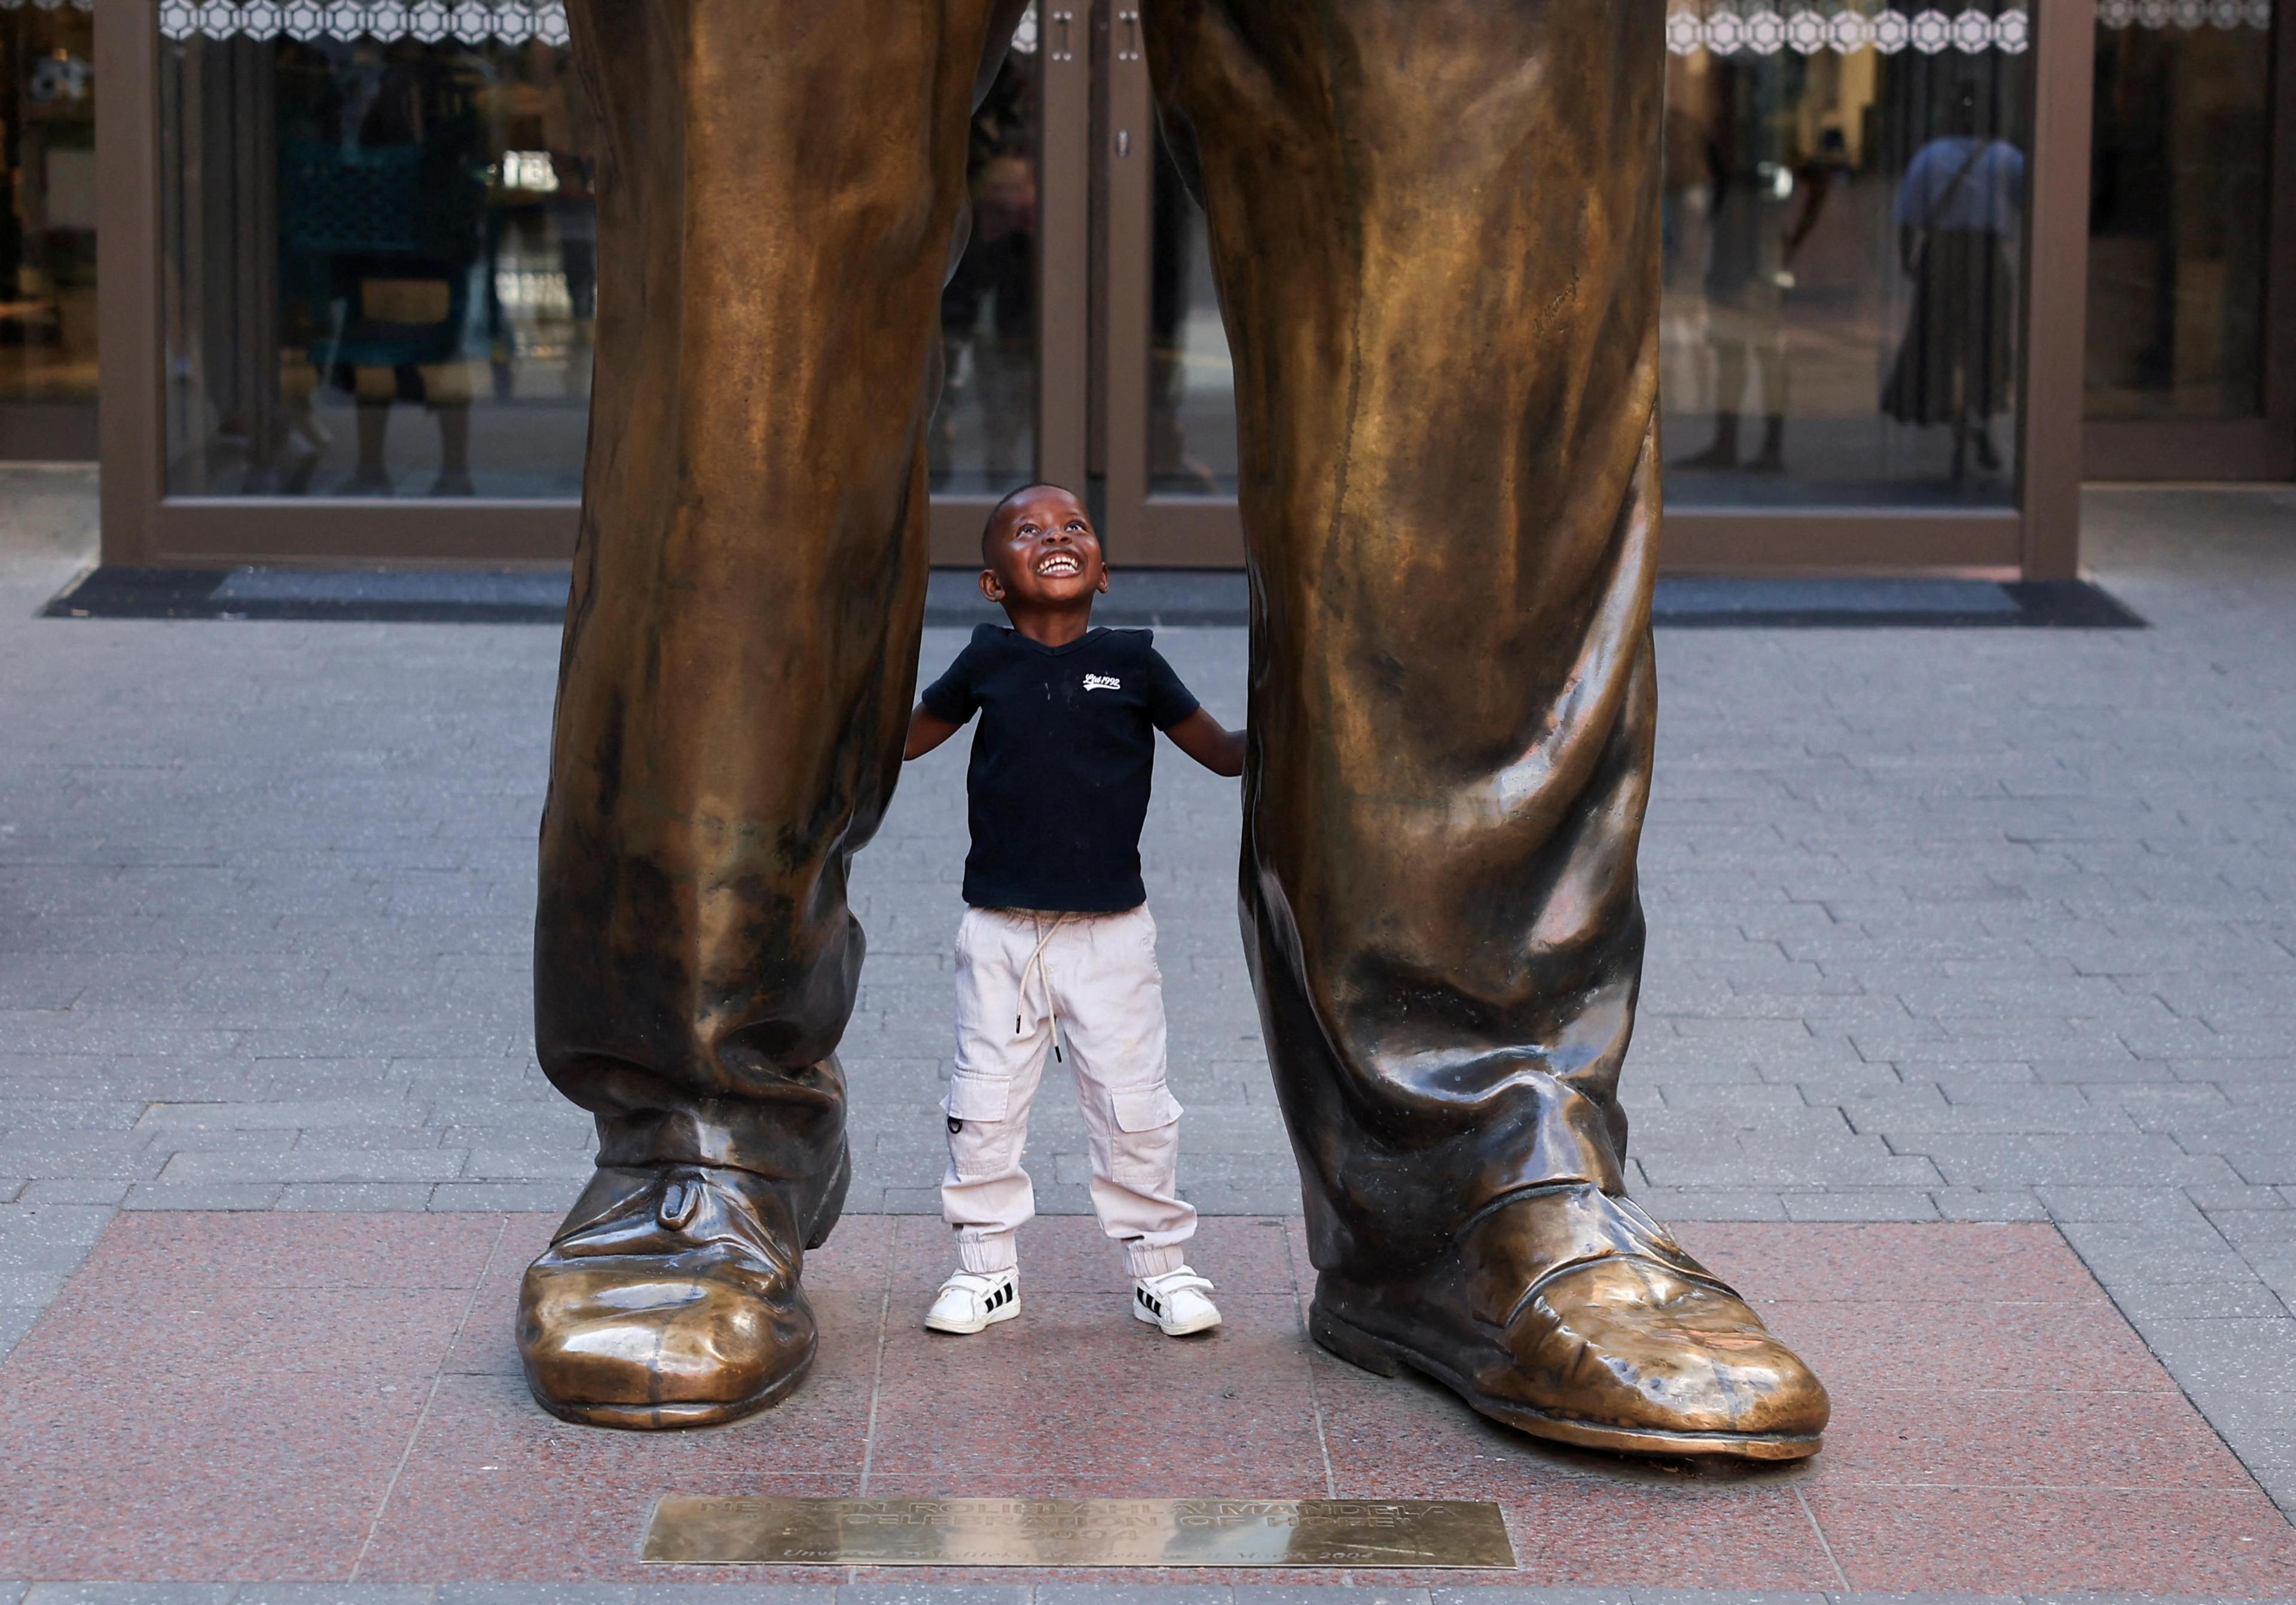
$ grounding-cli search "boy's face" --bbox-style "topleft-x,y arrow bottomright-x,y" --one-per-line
981,487 -> 1108,612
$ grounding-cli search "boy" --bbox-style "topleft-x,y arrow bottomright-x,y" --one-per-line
903,482 -> 1244,1339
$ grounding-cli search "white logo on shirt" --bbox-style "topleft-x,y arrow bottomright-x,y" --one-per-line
1083,674 -> 1122,691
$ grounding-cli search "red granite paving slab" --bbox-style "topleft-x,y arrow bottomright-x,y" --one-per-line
866,1292 -> 1326,1488
442,1212 -> 552,1376
807,1210 -> 898,1292
0,1364 -> 429,1580
8,1210 -> 2289,1592
354,1371 -> 859,1584
78,1209 -> 502,1290
1756,1297 -> 2176,1392
888,1213 -> 1299,1295
1809,1486 -> 2296,1594
1681,1221 -> 2096,1303
1474,1481 -> 1840,1590
1809,1387 -> 2258,1489
0,1212 -> 498,1581
7,1285 -> 469,1380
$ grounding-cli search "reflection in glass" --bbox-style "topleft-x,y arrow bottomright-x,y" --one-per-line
2086,16 -> 2272,420
932,47 -> 1039,496
160,34 -> 595,497
1662,14 -> 2031,508
1,4 -> 97,406
1148,127 -> 1238,497
1138,13 -> 2034,512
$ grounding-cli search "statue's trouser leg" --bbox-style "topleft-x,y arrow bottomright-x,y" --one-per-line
1147,0 -> 1831,1457
1147,0 -> 1663,1270
521,0 -> 1023,1429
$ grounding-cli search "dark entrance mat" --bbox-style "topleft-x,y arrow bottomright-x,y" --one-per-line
43,565 -> 2146,629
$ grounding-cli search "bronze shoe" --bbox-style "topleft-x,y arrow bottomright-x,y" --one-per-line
518,1161 -> 831,1429
1309,1183 -> 1828,1460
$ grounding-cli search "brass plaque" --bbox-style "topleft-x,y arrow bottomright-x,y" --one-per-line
643,1496 -> 1515,1569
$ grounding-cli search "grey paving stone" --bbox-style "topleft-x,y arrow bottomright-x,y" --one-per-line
432,1587 -> 637,1605
1779,1191 -> 1941,1222
17,1179 -> 132,1206
630,1591 -> 835,1605
1036,1589 -> 1238,1605
23,1590 -> 234,1605
839,1589 -> 1030,1605
121,1182 -> 285,1210
1929,1188 -> 2050,1222
429,1182 -> 584,1213
1233,1590 -> 1432,1605
276,1183 -> 438,1210
234,1588 -> 439,1605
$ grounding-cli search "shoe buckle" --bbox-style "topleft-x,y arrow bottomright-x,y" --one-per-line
658,1177 -> 701,1230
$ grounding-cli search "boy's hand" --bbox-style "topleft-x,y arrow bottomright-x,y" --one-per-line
904,704 -> 963,761
1165,708 -> 1244,778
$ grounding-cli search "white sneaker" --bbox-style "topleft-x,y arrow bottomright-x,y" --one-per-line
924,1267 -> 1020,1334
1132,1266 -> 1221,1335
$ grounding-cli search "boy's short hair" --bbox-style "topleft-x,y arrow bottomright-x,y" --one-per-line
981,482 -> 1074,564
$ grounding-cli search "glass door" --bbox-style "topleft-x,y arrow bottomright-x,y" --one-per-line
0,0 -> 97,459
2083,0 -> 2295,479
926,5 -> 1092,562
1091,1 -> 2048,570
1098,5 -> 1242,567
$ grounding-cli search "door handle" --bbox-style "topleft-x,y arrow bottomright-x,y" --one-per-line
1116,7 -> 1141,61
1051,8 -> 1074,62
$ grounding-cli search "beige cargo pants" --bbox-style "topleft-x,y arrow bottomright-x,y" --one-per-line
942,906 -> 1199,1277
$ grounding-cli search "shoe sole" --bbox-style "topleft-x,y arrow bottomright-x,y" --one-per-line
527,1341 -> 815,1431
1309,1303 -> 1822,1462
1133,1303 -> 1220,1337
926,1295 -> 1021,1335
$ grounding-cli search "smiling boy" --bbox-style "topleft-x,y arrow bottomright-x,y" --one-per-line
903,483 -> 1243,1339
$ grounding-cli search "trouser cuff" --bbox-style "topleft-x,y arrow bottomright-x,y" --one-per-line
958,1233 -> 1019,1274
1125,1240 -> 1189,1277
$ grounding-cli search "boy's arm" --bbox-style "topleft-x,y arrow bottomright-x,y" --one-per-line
904,704 -> 964,761
1164,707 -> 1244,778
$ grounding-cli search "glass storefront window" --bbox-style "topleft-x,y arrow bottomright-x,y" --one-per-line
1141,4 -> 2035,512
931,43 -> 1041,497
2086,2 -> 2275,421
1662,2 -> 2033,508
2,0 -> 97,408
1147,128 -> 1238,499
160,16 -> 594,497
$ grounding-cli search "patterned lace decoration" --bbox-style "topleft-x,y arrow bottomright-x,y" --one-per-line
152,0 -> 1049,47
2096,0 -> 2273,26
142,0 -> 2271,49
158,2 -> 565,44
1665,4 -> 2031,54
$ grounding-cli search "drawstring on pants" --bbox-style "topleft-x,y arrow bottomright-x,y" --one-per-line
1016,912 -> 1072,1062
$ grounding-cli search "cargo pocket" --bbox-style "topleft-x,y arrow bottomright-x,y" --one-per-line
944,1072 -> 1012,1124
944,1073 -> 1017,1179
1106,1083 -> 1183,1191
1110,1084 -> 1183,1132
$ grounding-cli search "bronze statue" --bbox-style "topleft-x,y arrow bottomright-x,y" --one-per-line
521,0 -> 1831,1459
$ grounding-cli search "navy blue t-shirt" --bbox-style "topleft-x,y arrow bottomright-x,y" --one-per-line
920,625 -> 1201,912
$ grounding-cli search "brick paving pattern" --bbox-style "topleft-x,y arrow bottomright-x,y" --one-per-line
5,473 -> 2296,1583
